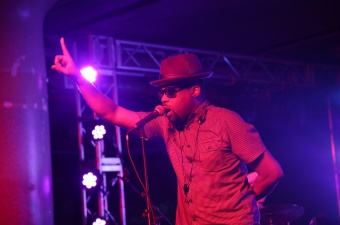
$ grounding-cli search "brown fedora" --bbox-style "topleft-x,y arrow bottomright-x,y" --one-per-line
150,54 -> 213,87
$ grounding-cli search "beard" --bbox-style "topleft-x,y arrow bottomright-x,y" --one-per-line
166,110 -> 179,123
166,110 -> 189,131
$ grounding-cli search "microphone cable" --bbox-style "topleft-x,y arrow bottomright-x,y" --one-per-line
125,132 -> 157,225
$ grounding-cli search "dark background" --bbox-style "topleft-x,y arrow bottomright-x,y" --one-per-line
44,1 -> 340,224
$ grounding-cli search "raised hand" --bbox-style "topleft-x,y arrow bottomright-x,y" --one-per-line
51,37 -> 80,77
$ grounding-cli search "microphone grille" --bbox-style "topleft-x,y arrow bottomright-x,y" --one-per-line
154,105 -> 169,116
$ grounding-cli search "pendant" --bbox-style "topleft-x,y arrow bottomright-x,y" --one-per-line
183,184 -> 189,196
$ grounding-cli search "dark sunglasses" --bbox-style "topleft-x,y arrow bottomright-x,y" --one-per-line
158,87 -> 184,99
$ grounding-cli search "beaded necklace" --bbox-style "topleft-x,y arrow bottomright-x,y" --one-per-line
178,103 -> 208,204
178,123 -> 201,203
169,100 -> 208,203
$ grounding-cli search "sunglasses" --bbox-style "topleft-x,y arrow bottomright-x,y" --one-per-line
158,86 -> 185,99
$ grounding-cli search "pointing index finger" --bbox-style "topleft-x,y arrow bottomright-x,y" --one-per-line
60,37 -> 71,56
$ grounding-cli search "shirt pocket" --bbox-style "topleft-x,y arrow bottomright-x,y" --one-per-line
199,138 -> 227,172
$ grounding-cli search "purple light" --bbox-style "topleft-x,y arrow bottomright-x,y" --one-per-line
80,66 -> 97,82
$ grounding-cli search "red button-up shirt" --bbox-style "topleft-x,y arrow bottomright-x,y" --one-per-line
138,101 -> 266,224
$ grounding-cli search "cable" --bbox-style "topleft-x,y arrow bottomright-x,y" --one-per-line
125,133 -> 157,224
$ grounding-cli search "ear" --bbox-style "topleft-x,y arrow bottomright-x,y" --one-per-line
191,85 -> 201,97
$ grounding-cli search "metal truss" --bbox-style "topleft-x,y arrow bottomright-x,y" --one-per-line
75,86 -> 126,225
89,35 -> 340,90
74,34 -> 126,225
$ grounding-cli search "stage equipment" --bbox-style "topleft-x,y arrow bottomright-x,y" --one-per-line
82,170 -> 101,190
81,66 -> 98,83
91,216 -> 108,225
124,107 -> 172,225
92,125 -> 107,140
73,37 -> 126,225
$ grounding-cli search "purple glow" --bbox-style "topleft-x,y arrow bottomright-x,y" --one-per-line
43,175 -> 51,195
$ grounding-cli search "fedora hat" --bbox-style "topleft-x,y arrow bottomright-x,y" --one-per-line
150,54 -> 213,87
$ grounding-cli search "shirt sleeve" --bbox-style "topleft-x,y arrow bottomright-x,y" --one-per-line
223,110 -> 267,164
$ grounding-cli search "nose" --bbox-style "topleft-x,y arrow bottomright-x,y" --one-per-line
160,94 -> 169,104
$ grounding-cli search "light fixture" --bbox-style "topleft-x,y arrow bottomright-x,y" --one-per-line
80,66 -> 98,83
81,168 -> 102,190
82,172 -> 98,189
91,216 -> 108,225
92,125 -> 106,140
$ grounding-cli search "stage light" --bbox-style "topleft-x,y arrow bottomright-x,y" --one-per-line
80,66 -> 98,83
81,167 -> 103,190
92,125 -> 106,140
82,172 -> 98,189
92,217 -> 107,225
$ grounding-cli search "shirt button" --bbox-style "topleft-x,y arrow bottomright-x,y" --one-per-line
192,216 -> 197,222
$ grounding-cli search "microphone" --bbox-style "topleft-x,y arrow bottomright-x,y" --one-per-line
128,105 -> 168,133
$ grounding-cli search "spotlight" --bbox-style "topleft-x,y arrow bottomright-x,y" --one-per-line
81,169 -> 102,190
92,125 -> 106,140
80,66 -> 98,83
82,172 -> 98,189
91,216 -> 108,225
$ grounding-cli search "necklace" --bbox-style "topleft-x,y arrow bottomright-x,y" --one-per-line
178,123 -> 201,203
169,100 -> 208,203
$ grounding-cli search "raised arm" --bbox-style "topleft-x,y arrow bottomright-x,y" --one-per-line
51,38 -> 141,129
248,150 -> 284,200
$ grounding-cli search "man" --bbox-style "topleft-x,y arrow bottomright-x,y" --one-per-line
52,38 -> 283,225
